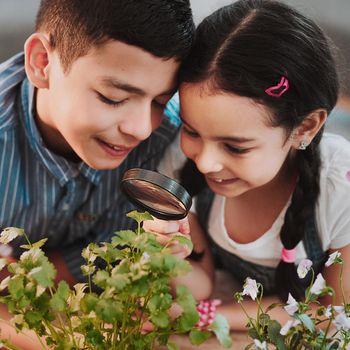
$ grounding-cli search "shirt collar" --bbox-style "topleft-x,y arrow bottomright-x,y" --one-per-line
19,78 -> 103,186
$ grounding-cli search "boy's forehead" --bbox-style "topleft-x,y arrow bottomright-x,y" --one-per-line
70,40 -> 180,94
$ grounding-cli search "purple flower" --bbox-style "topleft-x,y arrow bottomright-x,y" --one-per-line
297,259 -> 313,279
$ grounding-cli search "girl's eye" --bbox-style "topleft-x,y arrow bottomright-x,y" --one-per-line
97,92 -> 125,107
181,125 -> 199,138
225,144 -> 249,154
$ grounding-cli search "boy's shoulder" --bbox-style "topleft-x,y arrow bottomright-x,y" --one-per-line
0,52 -> 27,130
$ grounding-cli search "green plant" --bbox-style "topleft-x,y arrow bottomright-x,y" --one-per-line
234,253 -> 350,350
0,211 -> 232,350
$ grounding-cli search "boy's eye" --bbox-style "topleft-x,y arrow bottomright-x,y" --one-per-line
181,125 -> 199,138
97,92 -> 125,107
152,100 -> 167,109
225,144 -> 249,154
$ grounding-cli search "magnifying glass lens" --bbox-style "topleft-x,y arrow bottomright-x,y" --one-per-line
121,169 -> 191,220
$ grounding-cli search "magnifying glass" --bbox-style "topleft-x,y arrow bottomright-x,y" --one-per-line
121,168 -> 192,220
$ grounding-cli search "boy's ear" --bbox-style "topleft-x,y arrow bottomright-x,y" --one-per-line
24,33 -> 52,89
291,109 -> 328,149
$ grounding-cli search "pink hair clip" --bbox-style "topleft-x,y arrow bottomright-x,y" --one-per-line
265,76 -> 289,97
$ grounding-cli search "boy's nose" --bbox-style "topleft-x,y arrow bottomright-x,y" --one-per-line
119,103 -> 153,141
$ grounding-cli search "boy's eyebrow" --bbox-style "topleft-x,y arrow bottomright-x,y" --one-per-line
100,77 -> 177,96
181,118 -> 255,143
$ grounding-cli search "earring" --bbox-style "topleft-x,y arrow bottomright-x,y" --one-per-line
298,141 -> 308,150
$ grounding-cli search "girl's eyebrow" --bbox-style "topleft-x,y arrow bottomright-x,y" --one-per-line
180,116 -> 255,144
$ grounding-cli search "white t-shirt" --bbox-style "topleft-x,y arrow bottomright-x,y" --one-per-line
159,133 -> 350,267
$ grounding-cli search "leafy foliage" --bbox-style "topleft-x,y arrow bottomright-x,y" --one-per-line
0,211 -> 231,349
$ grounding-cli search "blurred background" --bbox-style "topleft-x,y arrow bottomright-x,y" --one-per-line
0,0 -> 349,137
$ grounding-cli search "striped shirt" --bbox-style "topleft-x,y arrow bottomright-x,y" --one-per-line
0,53 -> 180,280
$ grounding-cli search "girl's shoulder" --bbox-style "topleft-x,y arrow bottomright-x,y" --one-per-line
319,133 -> 350,164
317,133 -> 350,249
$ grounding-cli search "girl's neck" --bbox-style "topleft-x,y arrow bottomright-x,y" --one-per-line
224,156 -> 298,243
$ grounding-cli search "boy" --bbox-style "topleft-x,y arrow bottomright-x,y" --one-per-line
0,0 -> 195,285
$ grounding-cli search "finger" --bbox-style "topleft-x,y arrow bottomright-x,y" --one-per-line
178,217 -> 190,235
143,218 -> 180,234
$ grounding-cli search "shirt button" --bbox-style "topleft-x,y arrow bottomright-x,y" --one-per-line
62,203 -> 70,211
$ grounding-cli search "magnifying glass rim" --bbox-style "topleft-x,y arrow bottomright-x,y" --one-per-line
121,168 -> 192,220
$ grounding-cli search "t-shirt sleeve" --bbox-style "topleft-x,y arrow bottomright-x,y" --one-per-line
317,135 -> 350,249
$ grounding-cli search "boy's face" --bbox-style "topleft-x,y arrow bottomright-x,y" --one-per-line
36,40 -> 179,169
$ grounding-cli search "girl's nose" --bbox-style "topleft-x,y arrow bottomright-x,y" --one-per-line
194,145 -> 224,175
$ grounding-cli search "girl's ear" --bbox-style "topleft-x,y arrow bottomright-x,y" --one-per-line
24,33 -> 52,89
291,109 -> 328,149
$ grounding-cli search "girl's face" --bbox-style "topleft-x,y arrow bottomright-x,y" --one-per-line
179,83 -> 294,198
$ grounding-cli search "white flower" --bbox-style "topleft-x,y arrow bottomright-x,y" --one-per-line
325,305 -> 333,318
284,293 -> 299,315
333,312 -> 350,331
242,278 -> 259,300
297,259 -> 313,278
0,258 -> 7,271
310,273 -> 326,295
0,227 -> 24,244
325,251 -> 341,267
254,339 -> 267,350
280,319 -> 301,335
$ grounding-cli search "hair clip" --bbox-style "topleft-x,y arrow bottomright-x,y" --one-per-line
265,76 -> 289,97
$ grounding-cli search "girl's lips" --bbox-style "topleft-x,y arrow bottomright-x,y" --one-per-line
97,139 -> 134,157
205,175 -> 238,185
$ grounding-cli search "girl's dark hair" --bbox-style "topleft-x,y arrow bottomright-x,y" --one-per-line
179,0 -> 339,301
36,0 -> 195,72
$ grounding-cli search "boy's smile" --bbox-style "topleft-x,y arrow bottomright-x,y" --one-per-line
35,40 -> 179,169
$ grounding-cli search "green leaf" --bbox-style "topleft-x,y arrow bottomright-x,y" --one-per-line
189,330 -> 212,345
175,285 -> 197,311
20,238 -> 48,250
170,235 -> 193,251
112,230 -> 137,246
151,310 -> 170,328
29,259 -> 56,288
8,276 -> 25,299
295,313 -> 315,333
80,294 -> 99,313
267,320 -> 287,350
95,299 -> 123,323
127,210 -> 153,224
50,281 -> 70,311
86,329 -> 104,347
210,314 -> 233,348
24,310 -> 42,328
167,341 -> 180,350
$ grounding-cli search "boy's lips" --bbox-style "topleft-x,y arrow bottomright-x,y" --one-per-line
96,138 -> 136,157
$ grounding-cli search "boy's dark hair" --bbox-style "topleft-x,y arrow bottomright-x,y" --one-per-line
36,0 -> 195,72
179,0 -> 339,301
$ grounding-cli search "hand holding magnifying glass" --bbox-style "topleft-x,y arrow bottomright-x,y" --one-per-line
121,168 -> 193,259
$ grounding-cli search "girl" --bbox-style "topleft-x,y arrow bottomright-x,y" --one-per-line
146,0 -> 350,330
